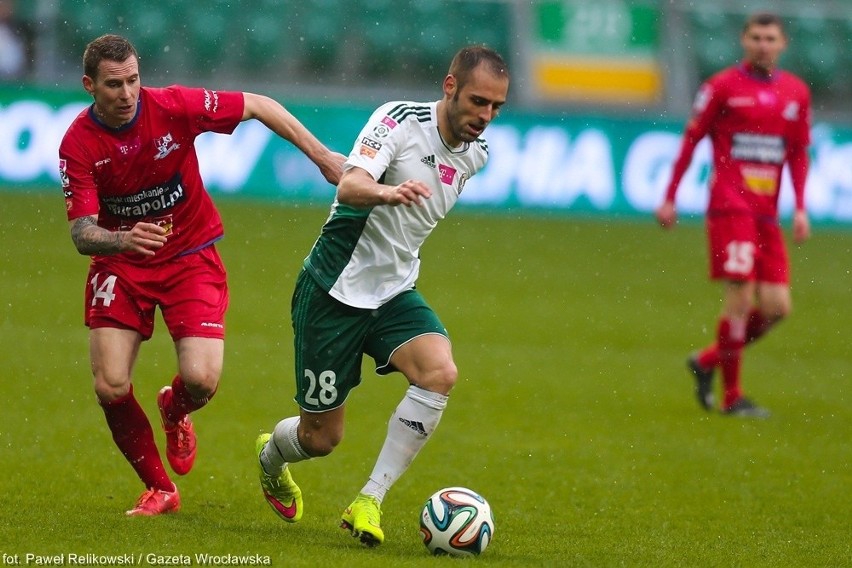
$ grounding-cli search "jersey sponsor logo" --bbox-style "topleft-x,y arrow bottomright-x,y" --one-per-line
731,133 -> 785,164
101,173 -> 186,219
783,101 -> 800,121
203,89 -> 220,113
398,417 -> 427,436
359,137 -> 382,158
728,96 -> 755,107
154,132 -> 181,160
120,214 -> 174,235
438,163 -> 457,185
757,90 -> 777,106
740,164 -> 779,196
59,159 -> 70,191
360,136 -> 382,151
381,115 -> 398,129
420,154 -> 436,168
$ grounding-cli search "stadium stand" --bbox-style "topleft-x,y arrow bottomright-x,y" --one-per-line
10,1 -> 851,114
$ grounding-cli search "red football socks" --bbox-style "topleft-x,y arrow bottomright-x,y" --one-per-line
99,385 -> 172,492
161,375 -> 214,425
717,317 -> 746,407
745,308 -> 771,343
696,309 -> 774,379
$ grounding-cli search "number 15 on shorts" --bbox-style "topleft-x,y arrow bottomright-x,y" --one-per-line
724,241 -> 756,276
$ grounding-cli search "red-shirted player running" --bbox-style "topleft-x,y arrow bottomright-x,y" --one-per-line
59,34 -> 345,515
656,13 -> 811,418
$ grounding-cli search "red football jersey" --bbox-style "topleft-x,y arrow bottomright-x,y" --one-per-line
666,62 -> 811,217
59,85 -> 244,264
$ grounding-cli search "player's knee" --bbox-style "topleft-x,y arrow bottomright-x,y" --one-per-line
762,301 -> 791,323
93,374 -> 131,402
180,370 -> 220,399
419,360 -> 458,395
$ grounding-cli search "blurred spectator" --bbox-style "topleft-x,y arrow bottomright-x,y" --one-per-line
0,0 -> 27,79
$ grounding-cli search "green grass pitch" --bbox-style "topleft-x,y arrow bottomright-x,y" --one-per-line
0,191 -> 849,567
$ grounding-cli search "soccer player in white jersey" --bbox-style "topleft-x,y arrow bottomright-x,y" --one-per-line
254,45 -> 509,546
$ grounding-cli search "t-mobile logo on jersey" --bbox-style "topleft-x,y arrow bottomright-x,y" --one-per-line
381,115 -> 398,129
438,163 -> 457,185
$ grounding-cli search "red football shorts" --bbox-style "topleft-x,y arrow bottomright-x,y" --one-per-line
706,212 -> 789,284
84,245 -> 228,340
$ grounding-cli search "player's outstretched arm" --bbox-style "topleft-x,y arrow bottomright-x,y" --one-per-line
788,143 -> 810,244
655,200 -> 677,229
792,209 -> 811,244
69,216 -> 167,256
241,92 -> 345,185
338,167 -> 432,208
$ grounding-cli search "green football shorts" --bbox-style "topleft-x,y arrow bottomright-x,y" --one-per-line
291,270 -> 449,412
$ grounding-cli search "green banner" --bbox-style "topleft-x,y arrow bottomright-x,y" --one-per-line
2,87 -> 851,224
535,0 -> 660,56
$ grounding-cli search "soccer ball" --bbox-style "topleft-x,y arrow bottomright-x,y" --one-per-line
419,487 -> 495,557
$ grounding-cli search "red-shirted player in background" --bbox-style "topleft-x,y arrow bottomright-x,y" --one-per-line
59,34 -> 345,515
655,13 -> 811,418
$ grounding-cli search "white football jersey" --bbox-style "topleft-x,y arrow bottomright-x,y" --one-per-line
304,100 -> 489,309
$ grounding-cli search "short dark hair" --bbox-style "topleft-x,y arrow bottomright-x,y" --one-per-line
448,45 -> 509,90
743,12 -> 786,36
83,34 -> 138,79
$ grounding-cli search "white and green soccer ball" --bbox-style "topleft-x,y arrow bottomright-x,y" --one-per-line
419,487 -> 495,557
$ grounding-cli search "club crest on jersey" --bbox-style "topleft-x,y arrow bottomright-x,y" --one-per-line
154,133 -> 180,160
457,172 -> 469,195
782,101 -> 800,121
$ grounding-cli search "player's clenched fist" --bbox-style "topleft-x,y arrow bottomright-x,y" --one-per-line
655,200 -> 677,229
124,222 -> 168,255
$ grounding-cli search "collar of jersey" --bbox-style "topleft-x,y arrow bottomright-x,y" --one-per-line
437,127 -> 470,154
738,61 -> 779,83
89,92 -> 142,132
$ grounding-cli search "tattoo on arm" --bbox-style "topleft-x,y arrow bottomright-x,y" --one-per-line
70,216 -> 124,256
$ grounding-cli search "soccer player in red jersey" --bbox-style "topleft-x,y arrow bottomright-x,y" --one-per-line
655,13 -> 811,418
59,34 -> 345,515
